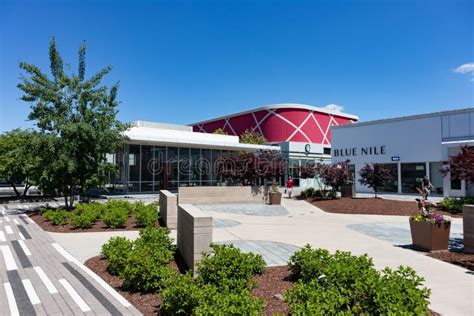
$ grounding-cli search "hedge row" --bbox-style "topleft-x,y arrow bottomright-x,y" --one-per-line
41,200 -> 158,228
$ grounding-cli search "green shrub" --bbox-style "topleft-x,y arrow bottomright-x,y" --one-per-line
121,252 -> 176,292
195,286 -> 264,315
135,203 -> 158,227
134,226 -> 174,258
439,197 -> 474,213
160,274 -> 264,315
43,209 -> 69,226
101,237 -> 134,275
197,243 -> 266,290
160,273 -> 203,315
299,187 -> 314,199
70,203 -> 103,228
102,207 -> 128,228
285,246 -> 430,315
105,199 -> 136,215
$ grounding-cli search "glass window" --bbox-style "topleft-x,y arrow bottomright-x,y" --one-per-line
401,163 -> 426,193
179,148 -> 191,186
129,145 -> 141,183
190,148 -> 201,186
429,162 -> 444,195
167,147 -> 178,190
201,149 -> 212,184
141,145 -> 153,183
153,146 -> 166,191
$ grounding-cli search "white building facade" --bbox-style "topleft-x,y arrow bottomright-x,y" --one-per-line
331,108 -> 474,197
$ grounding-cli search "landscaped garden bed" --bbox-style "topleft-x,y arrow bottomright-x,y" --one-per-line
428,251 -> 474,272
309,197 -> 461,217
86,228 -> 434,315
29,200 -> 160,232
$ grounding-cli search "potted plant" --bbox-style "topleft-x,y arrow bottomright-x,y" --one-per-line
268,181 -> 282,205
409,213 -> 452,252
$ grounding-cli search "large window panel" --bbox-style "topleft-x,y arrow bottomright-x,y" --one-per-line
401,163 -> 426,193
141,145 -> 153,182
190,148 -> 201,186
129,145 -> 141,183
167,147 -> 178,189
179,148 -> 191,186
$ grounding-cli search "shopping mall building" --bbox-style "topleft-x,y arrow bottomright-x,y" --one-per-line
331,108 -> 474,197
109,103 -> 358,192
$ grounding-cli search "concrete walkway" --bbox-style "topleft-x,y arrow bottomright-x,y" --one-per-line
0,205 -> 141,316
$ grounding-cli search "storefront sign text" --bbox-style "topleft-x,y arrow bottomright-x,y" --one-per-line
333,146 -> 386,157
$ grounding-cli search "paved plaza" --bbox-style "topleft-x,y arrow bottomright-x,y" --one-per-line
0,205 -> 140,316
7,197 -> 473,315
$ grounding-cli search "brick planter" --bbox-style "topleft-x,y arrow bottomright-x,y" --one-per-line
463,205 -> 474,253
409,220 -> 451,252
268,192 -> 282,205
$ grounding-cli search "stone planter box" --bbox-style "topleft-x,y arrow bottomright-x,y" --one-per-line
268,192 -> 282,205
463,205 -> 474,253
341,184 -> 355,198
409,220 -> 451,252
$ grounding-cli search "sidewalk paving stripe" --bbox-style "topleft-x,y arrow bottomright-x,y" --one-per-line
18,240 -> 32,256
7,270 -> 36,315
33,266 -> 58,294
52,242 -> 132,307
59,278 -> 91,312
4,282 -> 20,316
19,217 -> 29,225
19,233 -> 25,240
5,216 -> 10,222
0,231 -> 5,242
11,241 -> 32,268
16,225 -> 31,239
63,262 -> 123,316
21,279 -> 41,305
1,245 -> 18,270
13,219 -> 20,225
5,225 -> 13,234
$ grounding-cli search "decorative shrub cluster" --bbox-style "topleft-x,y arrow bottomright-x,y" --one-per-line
285,245 -> 431,315
40,200 -> 159,228
299,187 -> 335,199
160,244 -> 266,315
101,227 -> 175,292
439,197 -> 474,213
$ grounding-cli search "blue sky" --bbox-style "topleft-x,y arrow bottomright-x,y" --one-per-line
1,0 -> 472,132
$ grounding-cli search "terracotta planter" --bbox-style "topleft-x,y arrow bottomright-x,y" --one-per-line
341,184 -> 355,198
269,192 -> 282,205
463,205 -> 474,253
409,220 -> 451,252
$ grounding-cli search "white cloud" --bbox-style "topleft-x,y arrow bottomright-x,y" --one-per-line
324,104 -> 344,112
454,62 -> 474,74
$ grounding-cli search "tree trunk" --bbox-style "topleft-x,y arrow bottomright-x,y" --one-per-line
8,181 -> 21,199
22,182 -> 30,197
64,194 -> 68,209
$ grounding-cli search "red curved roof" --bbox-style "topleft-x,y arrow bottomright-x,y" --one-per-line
191,104 -> 358,145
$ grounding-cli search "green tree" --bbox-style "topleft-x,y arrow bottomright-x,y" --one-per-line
0,129 -> 42,199
17,38 -> 127,208
213,128 -> 228,135
239,129 -> 267,145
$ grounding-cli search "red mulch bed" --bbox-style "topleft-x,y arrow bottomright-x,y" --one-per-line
29,212 -> 160,233
309,197 -> 461,217
252,266 -> 293,315
428,251 -> 474,271
85,255 -> 293,315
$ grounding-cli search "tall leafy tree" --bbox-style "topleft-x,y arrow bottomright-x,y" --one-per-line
17,39 -> 127,208
0,129 -> 42,198
358,163 -> 394,198
441,145 -> 474,188
239,129 -> 268,145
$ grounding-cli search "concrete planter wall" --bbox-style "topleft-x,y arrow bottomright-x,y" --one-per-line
159,190 -> 177,229
409,220 -> 451,252
463,205 -> 474,253
177,204 -> 212,273
178,186 -> 264,204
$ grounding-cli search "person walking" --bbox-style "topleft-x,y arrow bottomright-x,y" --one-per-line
422,176 -> 433,200
286,176 -> 294,198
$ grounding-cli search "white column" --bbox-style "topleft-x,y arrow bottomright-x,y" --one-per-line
397,162 -> 402,194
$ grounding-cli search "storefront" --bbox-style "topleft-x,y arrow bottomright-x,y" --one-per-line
331,108 -> 474,197
108,121 -> 277,193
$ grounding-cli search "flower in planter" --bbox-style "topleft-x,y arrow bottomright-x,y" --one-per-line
410,213 -> 452,224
